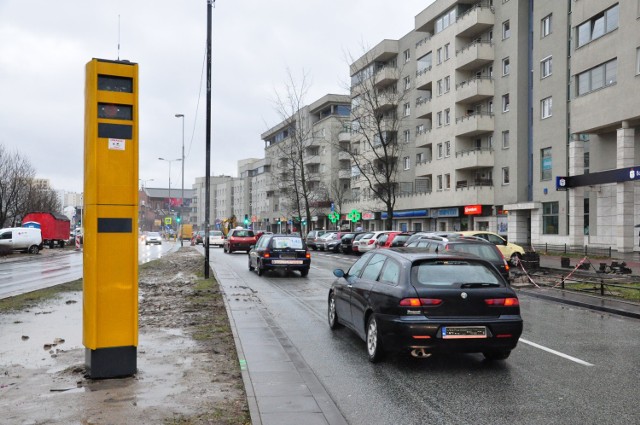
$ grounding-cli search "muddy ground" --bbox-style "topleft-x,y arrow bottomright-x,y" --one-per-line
0,247 -> 250,424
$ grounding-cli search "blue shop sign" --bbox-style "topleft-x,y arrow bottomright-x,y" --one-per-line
436,208 -> 459,218
381,209 -> 429,219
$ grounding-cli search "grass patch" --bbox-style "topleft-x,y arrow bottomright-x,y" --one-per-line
0,279 -> 82,314
562,281 -> 640,301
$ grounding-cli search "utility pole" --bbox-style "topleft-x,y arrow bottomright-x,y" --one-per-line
204,0 -> 214,278
175,113 -> 185,247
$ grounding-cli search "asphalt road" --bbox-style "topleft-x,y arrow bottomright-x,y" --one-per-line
0,240 -> 179,299
207,246 -> 639,425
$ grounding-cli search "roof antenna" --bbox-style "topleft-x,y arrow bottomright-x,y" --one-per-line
117,14 -> 121,60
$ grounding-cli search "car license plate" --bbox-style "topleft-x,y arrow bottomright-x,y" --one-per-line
442,326 -> 487,339
272,260 -> 303,265
279,253 -> 296,259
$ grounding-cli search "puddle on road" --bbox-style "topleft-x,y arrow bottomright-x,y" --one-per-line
0,291 -> 83,370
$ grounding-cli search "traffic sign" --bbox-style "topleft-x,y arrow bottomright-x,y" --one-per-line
165,217 -> 172,225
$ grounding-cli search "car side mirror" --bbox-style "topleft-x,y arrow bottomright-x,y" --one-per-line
333,269 -> 345,278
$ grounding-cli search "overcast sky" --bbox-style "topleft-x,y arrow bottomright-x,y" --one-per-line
0,0 -> 434,194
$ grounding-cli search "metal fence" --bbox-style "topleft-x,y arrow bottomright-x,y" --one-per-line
515,243 -> 613,259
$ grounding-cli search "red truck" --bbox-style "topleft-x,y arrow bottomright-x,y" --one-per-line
22,212 -> 71,248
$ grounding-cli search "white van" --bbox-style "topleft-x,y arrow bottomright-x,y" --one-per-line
0,227 -> 44,254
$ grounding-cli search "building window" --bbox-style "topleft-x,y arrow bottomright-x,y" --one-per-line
404,102 -> 411,116
444,76 -> 450,93
502,20 -> 511,39
577,4 -> 619,47
403,48 -> 411,63
584,198 -> 590,235
437,175 -> 443,190
437,48 -> 443,64
435,7 -> 457,34
444,43 -> 450,60
541,97 -> 552,119
502,93 -> 510,112
437,79 -> 443,95
502,57 -> 510,75
541,147 -> 552,180
576,59 -> 617,96
403,156 -> 410,170
636,47 -> 640,75
444,109 -> 451,125
542,202 -> 559,235
541,14 -> 552,37
404,129 -> 410,143
445,173 -> 451,190
502,130 -> 510,148
437,111 -> 443,127
404,75 -> 411,91
541,56 -> 552,78
416,152 -> 424,163
437,143 -> 443,159
502,167 -> 510,185
444,140 -> 451,157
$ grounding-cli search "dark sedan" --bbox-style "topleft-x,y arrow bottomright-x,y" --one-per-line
248,234 -> 311,277
327,249 -> 523,362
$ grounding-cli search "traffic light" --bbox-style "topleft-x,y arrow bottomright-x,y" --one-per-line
176,214 -> 181,224
244,214 -> 249,226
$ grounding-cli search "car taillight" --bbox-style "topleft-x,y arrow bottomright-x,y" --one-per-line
399,298 -> 443,307
368,239 -> 375,245
484,298 -> 519,306
305,251 -> 311,259
263,252 -> 270,258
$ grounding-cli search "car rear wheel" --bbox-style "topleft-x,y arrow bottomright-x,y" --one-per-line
257,262 -> 264,276
510,253 -> 521,265
28,245 -> 39,254
366,314 -> 384,363
328,292 -> 342,330
300,268 -> 309,277
248,257 -> 254,271
483,350 -> 511,361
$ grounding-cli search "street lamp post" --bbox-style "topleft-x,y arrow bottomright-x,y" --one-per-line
175,114 -> 185,246
158,157 -> 181,236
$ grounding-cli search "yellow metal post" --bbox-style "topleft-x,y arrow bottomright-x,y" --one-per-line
83,58 -> 139,378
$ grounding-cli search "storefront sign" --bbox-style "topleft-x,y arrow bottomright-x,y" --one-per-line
436,208 -> 459,218
464,205 -> 482,215
381,209 -> 429,219
362,212 -> 376,220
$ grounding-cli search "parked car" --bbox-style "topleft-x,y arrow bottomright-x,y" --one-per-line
453,231 -> 525,264
323,233 -> 343,253
376,232 -> 413,249
316,232 -> 338,251
339,232 -> 363,254
350,233 -> 368,254
145,232 -> 162,245
355,231 -> 394,254
306,230 -> 328,251
248,233 -> 311,277
223,228 -> 257,253
407,235 -> 511,281
0,227 -> 43,254
327,249 -> 523,362
403,232 -> 461,247
208,230 -> 225,247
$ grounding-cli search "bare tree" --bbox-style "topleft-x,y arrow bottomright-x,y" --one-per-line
270,69 -> 317,235
0,144 -> 61,227
341,48 -> 411,230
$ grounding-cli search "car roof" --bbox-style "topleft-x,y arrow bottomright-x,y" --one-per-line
365,247 -> 496,266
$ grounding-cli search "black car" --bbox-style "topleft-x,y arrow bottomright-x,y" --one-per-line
340,232 -> 364,254
327,249 -> 523,362
248,233 -> 311,277
407,235 -> 511,281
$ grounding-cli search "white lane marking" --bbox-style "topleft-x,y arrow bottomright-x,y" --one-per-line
520,338 -> 594,367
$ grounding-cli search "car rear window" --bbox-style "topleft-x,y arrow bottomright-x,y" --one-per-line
448,244 -> 501,261
148,232 -> 160,236
271,237 -> 303,249
411,261 -> 503,287
233,230 -> 254,237
209,231 -> 222,237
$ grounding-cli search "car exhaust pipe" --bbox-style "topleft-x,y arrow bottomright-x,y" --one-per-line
410,348 -> 432,358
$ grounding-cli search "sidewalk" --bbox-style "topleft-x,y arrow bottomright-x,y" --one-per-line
514,251 -> 640,319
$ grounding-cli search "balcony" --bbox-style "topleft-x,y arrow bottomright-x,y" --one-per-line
455,77 -> 494,104
338,169 -> 351,179
373,92 -> 396,113
415,35 -> 432,61
338,150 -> 351,160
374,66 -> 399,88
455,41 -> 494,71
456,5 -> 495,39
415,66 -> 433,90
415,159 -> 433,178
453,148 -> 495,170
415,96 -> 433,119
455,113 -> 494,137
338,131 -> 350,142
415,127 -> 432,149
